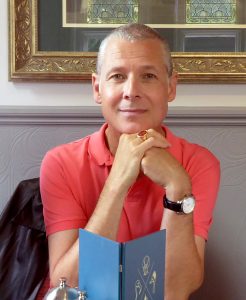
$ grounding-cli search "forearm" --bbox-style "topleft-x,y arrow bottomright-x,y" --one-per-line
49,152 -> 139,287
161,211 -> 204,300
85,177 -> 129,240
48,231 -> 80,287
49,184 -> 128,287
85,132 -> 147,240
48,132 -> 171,287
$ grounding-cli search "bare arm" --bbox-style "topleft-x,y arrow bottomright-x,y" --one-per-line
161,212 -> 205,300
141,143 -> 205,300
47,132 -> 170,287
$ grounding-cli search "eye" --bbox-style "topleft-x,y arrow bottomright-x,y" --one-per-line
142,73 -> 157,80
109,73 -> 125,81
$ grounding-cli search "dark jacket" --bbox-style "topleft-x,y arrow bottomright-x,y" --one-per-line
0,178 -> 49,300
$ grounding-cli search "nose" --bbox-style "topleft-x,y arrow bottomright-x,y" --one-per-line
123,76 -> 141,100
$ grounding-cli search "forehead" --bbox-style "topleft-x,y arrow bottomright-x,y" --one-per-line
100,38 -> 166,71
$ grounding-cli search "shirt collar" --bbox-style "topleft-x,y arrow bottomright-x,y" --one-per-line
164,125 -> 184,162
89,123 -> 181,166
88,123 -> 114,166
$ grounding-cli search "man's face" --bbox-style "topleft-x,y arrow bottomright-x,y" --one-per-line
92,38 -> 177,136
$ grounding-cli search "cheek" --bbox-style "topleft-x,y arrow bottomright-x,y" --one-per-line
154,94 -> 168,109
101,87 -> 121,105
153,100 -> 168,120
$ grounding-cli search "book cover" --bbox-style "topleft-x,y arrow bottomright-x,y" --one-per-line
79,229 -> 166,300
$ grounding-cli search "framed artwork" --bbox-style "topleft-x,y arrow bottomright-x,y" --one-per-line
9,0 -> 246,82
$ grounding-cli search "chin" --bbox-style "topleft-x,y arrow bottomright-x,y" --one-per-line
119,124 -> 151,134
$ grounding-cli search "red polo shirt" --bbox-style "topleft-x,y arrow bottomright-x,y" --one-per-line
40,123 -> 220,241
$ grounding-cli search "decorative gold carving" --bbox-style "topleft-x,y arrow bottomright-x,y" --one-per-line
9,0 -> 246,82
22,57 -> 97,73
15,0 -> 32,69
173,56 -> 246,74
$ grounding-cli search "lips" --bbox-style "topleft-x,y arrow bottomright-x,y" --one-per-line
119,108 -> 147,113
118,109 -> 147,119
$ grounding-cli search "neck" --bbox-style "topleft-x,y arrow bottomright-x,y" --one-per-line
105,125 -> 166,156
105,126 -> 121,155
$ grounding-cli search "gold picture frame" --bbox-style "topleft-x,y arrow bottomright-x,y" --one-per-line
9,0 -> 246,83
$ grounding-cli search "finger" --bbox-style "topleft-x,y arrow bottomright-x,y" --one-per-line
135,129 -> 171,148
139,137 -> 170,151
145,136 -> 171,148
146,129 -> 170,144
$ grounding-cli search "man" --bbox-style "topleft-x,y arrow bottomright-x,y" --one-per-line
40,23 -> 220,300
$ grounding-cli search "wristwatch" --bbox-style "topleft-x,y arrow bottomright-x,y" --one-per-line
163,194 -> 195,214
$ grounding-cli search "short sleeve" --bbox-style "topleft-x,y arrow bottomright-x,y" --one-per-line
188,148 -> 220,240
40,148 -> 87,236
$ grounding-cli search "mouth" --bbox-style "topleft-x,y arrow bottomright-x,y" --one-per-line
119,108 -> 147,115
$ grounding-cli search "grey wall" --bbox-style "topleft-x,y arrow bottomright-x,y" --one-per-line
1,106 -> 246,300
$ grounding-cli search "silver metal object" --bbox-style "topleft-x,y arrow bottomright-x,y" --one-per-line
43,277 -> 80,300
77,290 -> 87,300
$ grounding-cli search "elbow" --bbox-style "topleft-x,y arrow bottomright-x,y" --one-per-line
49,271 -> 60,288
190,264 -> 204,294
49,270 -> 78,289
165,266 -> 204,300
198,268 -> 205,288
49,276 -> 72,290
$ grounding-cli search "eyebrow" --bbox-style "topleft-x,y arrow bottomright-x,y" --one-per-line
105,65 -> 160,77
139,64 -> 168,73
105,67 -> 126,77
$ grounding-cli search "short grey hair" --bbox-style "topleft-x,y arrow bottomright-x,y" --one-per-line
96,23 -> 173,77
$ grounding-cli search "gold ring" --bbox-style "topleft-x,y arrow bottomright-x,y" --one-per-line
137,130 -> 148,141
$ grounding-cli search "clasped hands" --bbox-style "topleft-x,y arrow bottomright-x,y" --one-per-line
109,129 -> 191,201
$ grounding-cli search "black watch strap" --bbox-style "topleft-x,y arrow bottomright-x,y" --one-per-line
163,196 -> 182,213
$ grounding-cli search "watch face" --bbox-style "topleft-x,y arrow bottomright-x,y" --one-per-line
182,196 -> 195,214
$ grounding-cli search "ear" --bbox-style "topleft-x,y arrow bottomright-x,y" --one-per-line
167,72 -> 178,103
92,73 -> 101,104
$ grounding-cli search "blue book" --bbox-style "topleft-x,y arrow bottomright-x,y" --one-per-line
79,229 -> 166,300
